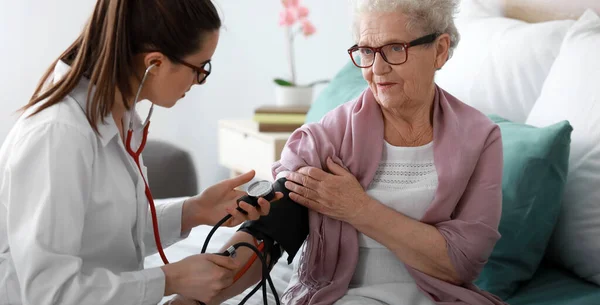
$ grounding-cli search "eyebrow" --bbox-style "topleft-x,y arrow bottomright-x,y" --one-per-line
357,40 -> 407,47
195,59 -> 211,66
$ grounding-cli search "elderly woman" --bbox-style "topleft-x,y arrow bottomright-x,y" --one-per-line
169,0 -> 506,304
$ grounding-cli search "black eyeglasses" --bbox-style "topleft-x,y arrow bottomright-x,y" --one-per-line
175,58 -> 212,84
143,50 -> 213,84
347,33 -> 440,68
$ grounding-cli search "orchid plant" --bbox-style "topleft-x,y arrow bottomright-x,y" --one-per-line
275,0 -> 322,87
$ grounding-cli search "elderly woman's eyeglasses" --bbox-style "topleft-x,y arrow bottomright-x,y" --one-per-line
347,33 -> 440,68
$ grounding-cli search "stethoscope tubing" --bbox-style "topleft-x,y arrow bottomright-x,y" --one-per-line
125,62 -> 170,265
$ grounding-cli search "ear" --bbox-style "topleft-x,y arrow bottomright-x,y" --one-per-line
434,33 -> 451,70
142,52 -> 167,75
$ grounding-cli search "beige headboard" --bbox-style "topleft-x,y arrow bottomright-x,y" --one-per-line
504,0 -> 600,23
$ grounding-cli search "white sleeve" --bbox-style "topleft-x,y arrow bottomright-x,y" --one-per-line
143,197 -> 191,256
5,123 -> 164,305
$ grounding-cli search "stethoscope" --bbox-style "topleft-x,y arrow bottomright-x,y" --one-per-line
124,61 -> 280,305
124,60 -> 170,265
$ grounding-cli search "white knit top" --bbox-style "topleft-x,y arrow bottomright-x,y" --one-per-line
339,140 -> 438,305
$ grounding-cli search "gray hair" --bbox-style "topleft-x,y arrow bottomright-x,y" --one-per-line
350,0 -> 460,58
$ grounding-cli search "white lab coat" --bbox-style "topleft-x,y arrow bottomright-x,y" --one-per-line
0,61 -> 190,305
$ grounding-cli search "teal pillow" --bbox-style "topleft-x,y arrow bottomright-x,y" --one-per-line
475,115 -> 572,300
305,61 -> 367,123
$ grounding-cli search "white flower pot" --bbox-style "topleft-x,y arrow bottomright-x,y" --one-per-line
274,85 -> 313,106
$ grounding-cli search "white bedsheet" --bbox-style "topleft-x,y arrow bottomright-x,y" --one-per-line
145,198 -> 295,305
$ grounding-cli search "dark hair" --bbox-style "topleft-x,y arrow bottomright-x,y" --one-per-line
22,0 -> 221,134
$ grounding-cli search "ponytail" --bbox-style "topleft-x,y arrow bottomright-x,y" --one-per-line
22,0 -> 221,134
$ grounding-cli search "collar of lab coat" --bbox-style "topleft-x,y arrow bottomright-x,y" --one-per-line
52,60 -> 144,147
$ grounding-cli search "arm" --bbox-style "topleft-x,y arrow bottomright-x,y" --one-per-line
157,230 -> 269,305
210,178 -> 309,304
351,200 -> 462,284
140,152 -> 193,256
207,231 -> 268,304
203,104 -> 357,304
143,197 -> 192,256
351,127 -> 503,285
435,127 -> 503,283
5,123 -> 165,305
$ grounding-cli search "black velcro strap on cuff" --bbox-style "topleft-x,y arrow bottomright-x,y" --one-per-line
238,177 -> 308,264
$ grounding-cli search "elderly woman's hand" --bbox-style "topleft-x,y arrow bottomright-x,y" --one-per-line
284,157 -> 373,223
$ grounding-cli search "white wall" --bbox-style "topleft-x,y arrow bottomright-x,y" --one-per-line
0,0 -> 97,140
0,0 -> 354,191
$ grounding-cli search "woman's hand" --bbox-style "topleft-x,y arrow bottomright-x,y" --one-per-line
284,157 -> 373,224
183,170 -> 283,230
161,253 -> 238,304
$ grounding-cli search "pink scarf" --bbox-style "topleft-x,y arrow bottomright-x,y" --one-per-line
272,85 -> 507,305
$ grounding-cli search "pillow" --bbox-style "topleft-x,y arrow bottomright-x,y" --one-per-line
525,10 -> 600,285
475,115 -> 572,299
305,60 -> 367,123
434,4 -> 575,123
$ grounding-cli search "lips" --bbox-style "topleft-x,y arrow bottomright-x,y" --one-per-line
376,82 -> 397,90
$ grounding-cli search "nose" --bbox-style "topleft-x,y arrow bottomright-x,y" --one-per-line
190,76 -> 199,88
372,52 -> 390,75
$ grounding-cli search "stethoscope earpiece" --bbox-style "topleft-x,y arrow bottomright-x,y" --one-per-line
128,60 -> 160,131
149,60 -> 161,68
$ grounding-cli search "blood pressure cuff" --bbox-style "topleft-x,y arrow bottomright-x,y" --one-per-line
238,177 -> 309,265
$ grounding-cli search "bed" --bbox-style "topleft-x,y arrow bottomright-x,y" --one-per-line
146,0 -> 600,304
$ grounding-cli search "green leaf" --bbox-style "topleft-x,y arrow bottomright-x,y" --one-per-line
274,78 -> 294,86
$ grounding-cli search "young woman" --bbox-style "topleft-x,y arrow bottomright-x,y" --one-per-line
0,1 -> 278,304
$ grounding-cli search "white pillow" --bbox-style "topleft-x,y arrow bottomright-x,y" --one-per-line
456,0 -> 504,18
435,3 -> 574,123
525,9 -> 600,285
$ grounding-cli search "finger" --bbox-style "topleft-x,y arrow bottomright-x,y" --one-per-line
296,166 -> 329,181
289,191 -> 320,211
230,189 -> 248,200
226,205 -> 248,222
284,181 -> 318,201
285,172 -> 321,192
256,197 -> 271,216
285,171 -> 304,184
205,254 -> 239,270
326,157 -> 349,176
288,171 -> 321,191
238,201 -> 261,220
226,170 -> 256,188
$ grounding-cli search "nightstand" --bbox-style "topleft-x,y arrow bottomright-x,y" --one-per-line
217,120 -> 293,181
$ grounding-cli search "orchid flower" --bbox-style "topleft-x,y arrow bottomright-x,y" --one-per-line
277,0 -> 317,86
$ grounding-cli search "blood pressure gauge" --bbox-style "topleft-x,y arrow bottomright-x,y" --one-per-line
236,180 -> 275,214
247,180 -> 276,201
